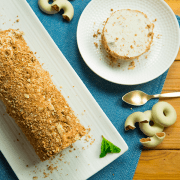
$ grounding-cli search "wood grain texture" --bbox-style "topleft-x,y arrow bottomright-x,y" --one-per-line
163,61 -> 180,90
165,0 -> 180,16
134,1 -> 180,179
175,49 -> 180,60
134,150 -> 180,180
164,0 -> 180,60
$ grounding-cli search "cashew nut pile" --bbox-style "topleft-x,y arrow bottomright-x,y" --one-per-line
125,101 -> 177,148
38,0 -> 74,21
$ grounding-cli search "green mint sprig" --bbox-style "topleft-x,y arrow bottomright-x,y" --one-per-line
100,136 -> 121,158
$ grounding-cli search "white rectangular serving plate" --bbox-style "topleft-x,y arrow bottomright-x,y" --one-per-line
0,0 -> 128,180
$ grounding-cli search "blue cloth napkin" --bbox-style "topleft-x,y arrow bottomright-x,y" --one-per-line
0,0 -> 180,179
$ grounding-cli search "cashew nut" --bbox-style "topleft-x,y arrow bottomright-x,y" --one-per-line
139,110 -> 164,137
38,0 -> 74,21
140,132 -> 166,148
125,112 -> 148,131
152,101 -> 177,127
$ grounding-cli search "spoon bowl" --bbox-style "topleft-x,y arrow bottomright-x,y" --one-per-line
122,90 -> 180,106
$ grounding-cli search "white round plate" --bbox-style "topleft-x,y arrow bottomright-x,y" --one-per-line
77,0 -> 180,85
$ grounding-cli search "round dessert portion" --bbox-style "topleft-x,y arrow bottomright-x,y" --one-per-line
101,9 -> 154,60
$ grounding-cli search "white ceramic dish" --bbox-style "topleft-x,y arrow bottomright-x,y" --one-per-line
77,0 -> 180,85
0,0 -> 128,180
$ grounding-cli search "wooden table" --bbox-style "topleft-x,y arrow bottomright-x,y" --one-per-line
134,1 -> 180,179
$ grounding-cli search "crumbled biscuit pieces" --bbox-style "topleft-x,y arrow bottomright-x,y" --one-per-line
94,42 -> 98,48
0,29 -> 86,161
128,61 -> 135,70
33,176 -> 38,180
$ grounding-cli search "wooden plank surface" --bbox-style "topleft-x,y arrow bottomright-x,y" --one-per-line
134,150 -> 180,180
165,0 -> 180,60
134,1 -> 180,179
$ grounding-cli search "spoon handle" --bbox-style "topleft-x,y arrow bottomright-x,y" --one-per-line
153,92 -> 180,98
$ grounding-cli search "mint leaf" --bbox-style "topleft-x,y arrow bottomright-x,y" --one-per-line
100,136 -> 121,158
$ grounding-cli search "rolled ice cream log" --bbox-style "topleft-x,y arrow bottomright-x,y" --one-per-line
0,29 -> 86,161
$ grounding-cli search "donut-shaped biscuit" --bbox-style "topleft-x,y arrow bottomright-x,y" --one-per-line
139,110 -> 164,137
140,132 -> 166,148
152,101 -> 177,127
38,0 -> 74,21
125,112 -> 148,131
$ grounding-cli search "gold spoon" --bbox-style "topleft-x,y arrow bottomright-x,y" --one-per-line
122,90 -> 180,106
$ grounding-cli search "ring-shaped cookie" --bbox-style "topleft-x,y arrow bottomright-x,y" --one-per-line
152,101 -> 177,127
125,112 -> 148,131
139,110 -> 164,137
38,0 -> 74,21
140,132 -> 166,148
38,0 -> 59,14
52,0 -> 74,21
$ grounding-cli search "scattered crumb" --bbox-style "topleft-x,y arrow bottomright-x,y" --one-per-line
97,29 -> 101,35
128,61 -> 135,70
85,136 -> 89,142
26,165 -> 28,167
16,19 -> 19,22
153,18 -> 157,22
90,139 -> 95,145
47,164 -> 56,174
93,33 -> 98,38
93,22 -> 96,28
86,128 -> 91,133
43,172 -> 49,178
147,32 -> 153,37
94,42 -> 98,48
33,177 -> 38,180
111,9 -> 113,11
156,34 -> 162,39
93,29 -> 101,38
